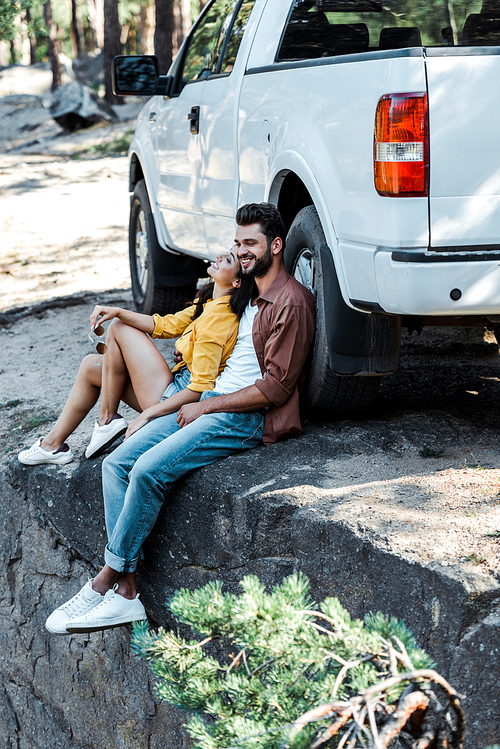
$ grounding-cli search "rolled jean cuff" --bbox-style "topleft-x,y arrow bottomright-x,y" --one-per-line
104,543 -> 139,573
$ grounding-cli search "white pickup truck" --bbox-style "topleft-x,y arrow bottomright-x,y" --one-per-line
113,0 -> 500,417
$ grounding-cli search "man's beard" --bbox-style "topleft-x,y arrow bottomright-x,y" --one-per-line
249,244 -> 273,278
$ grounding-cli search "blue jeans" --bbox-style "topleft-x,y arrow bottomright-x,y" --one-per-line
101,392 -> 265,572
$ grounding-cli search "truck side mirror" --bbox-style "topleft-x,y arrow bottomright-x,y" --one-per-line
112,55 -> 173,98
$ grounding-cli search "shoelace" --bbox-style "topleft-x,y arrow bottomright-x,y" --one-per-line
76,586 -> 122,619
26,440 -> 43,455
61,582 -> 100,617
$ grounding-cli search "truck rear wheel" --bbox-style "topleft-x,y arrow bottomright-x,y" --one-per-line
285,205 -> 381,417
129,180 -> 196,315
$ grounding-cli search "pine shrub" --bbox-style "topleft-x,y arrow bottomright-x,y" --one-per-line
131,573 -> 464,748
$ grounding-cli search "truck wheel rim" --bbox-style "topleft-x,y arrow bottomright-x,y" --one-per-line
293,247 -> 315,295
135,208 -> 149,295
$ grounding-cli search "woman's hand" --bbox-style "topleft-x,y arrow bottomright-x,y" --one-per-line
89,305 -> 123,330
125,410 -> 154,439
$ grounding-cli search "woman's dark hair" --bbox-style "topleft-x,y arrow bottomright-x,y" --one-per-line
235,202 -> 287,252
191,272 -> 256,321
230,271 -> 257,318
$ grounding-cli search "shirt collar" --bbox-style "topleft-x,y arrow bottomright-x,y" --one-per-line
206,294 -> 232,307
256,267 -> 291,304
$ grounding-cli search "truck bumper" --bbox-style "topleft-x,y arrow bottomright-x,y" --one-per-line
374,249 -> 500,316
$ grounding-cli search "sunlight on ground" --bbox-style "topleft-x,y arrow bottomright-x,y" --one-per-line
0,155 -> 131,310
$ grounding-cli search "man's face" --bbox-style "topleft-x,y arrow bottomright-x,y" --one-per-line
234,223 -> 274,278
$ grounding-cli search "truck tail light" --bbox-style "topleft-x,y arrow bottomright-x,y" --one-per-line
374,93 -> 428,197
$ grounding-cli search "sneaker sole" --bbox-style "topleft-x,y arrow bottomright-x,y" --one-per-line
67,614 -> 147,633
85,425 -> 127,460
19,453 -> 73,466
45,624 -> 72,635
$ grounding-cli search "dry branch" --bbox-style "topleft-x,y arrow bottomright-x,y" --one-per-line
378,691 -> 430,746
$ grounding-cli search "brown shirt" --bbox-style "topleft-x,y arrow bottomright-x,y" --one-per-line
252,267 -> 316,445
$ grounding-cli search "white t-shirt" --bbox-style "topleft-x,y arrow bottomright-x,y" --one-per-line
214,302 -> 261,394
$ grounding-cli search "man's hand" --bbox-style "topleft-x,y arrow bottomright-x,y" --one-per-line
177,400 -> 211,428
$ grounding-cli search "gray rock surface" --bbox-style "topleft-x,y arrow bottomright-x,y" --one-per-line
0,471 -> 190,749
2,421 -> 500,748
42,81 -> 118,131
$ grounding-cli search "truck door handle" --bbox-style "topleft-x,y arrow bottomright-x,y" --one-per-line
188,106 -> 200,134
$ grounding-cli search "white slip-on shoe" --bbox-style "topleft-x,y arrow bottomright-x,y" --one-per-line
85,415 -> 127,459
19,438 -> 73,466
45,579 -> 103,635
66,589 -> 147,633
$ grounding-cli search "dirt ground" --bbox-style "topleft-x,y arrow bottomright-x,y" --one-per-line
1,138 -> 500,584
0,152 -> 131,310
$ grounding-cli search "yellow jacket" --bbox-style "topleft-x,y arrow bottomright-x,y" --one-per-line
151,295 -> 238,393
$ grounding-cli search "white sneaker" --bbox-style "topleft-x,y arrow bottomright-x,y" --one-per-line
85,415 -> 127,459
19,438 -> 73,466
45,579 -> 103,635
66,589 -> 147,633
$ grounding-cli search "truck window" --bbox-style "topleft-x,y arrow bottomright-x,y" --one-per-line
276,0 -> 489,60
219,0 -> 256,74
182,0 -> 243,84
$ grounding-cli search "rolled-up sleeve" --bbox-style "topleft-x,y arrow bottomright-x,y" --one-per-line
151,304 -> 197,339
254,303 -> 316,406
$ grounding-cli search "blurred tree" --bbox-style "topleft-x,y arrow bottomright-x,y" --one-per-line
70,0 -> 82,56
140,0 -> 155,53
0,0 -> 18,42
103,0 -> 121,101
154,0 -> 173,72
88,0 -> 104,47
24,5 -> 37,62
43,0 -> 61,88
173,0 -> 190,55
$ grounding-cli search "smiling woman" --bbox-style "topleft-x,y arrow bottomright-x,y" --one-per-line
18,254 -> 257,466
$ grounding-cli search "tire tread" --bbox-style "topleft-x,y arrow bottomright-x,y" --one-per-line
286,205 -> 382,419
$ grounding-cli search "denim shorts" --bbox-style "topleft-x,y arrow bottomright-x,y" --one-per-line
161,367 -> 192,400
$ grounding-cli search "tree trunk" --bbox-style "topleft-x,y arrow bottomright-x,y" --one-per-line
25,7 -> 37,64
141,0 -> 155,54
155,0 -> 174,74
43,0 -> 62,91
173,0 -> 191,57
71,0 -> 82,57
88,0 -> 104,48
103,0 -> 122,103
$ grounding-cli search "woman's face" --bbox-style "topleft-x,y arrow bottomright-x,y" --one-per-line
207,251 -> 241,289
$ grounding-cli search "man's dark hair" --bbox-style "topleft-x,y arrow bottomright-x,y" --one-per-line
235,203 -> 287,252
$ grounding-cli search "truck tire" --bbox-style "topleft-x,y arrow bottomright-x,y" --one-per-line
129,180 -> 196,315
285,205 -> 381,417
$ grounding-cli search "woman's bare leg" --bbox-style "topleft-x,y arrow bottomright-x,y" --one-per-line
40,354 -> 103,451
40,320 -> 174,452
97,319 -> 173,425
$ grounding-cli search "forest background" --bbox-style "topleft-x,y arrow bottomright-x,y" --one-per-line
0,0 -> 205,104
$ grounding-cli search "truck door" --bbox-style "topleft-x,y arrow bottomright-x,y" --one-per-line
200,0 -> 256,255
155,0 -> 242,257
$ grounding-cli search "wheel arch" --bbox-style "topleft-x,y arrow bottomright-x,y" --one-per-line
129,151 -> 145,194
266,157 -> 352,307
284,205 -> 400,379
128,146 -> 174,255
